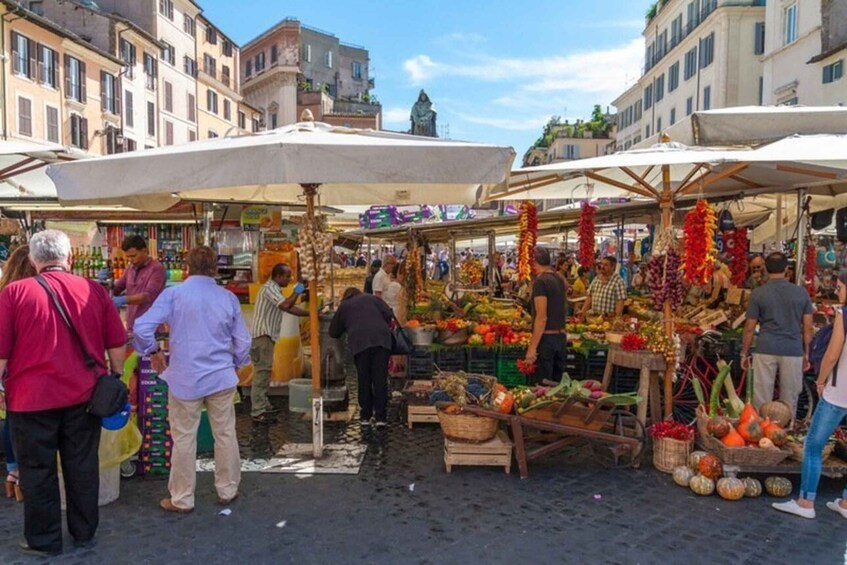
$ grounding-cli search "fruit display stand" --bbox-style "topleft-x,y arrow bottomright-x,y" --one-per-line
599,345 -> 666,431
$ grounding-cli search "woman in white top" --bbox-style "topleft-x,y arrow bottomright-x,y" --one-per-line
382,262 -> 406,323
774,270 -> 847,520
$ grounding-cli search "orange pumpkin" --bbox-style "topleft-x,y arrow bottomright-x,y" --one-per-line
697,454 -> 723,480
738,419 -> 764,443
721,426 -> 746,447
739,402 -> 759,425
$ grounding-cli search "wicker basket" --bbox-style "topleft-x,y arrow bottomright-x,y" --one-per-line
653,437 -> 693,473
787,440 -> 835,463
696,406 -> 791,466
436,404 -> 499,443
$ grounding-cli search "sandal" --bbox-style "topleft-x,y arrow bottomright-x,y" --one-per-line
5,472 -> 22,502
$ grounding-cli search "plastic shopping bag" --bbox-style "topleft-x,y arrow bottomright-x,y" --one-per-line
98,420 -> 142,470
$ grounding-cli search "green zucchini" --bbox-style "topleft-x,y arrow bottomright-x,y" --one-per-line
709,362 -> 732,417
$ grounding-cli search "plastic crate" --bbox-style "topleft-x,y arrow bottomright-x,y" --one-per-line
467,348 -> 497,376
497,360 -> 528,388
408,347 -> 435,378
436,348 -> 467,372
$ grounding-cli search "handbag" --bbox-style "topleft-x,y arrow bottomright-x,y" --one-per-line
36,275 -> 128,418
390,315 -> 413,355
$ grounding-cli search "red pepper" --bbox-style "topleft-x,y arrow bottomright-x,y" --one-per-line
516,359 -> 537,375
578,202 -> 596,271
649,421 -> 694,441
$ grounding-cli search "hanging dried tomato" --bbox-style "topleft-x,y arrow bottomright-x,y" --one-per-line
680,200 -> 717,285
728,228 -> 748,287
805,238 -> 816,298
578,202 -> 596,271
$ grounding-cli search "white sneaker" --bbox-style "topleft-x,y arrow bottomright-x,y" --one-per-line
826,499 -> 847,519
772,500 -> 816,519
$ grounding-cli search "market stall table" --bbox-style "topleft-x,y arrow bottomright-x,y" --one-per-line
600,345 -> 665,429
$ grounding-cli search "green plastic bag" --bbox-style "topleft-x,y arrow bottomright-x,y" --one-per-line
98,421 -> 142,470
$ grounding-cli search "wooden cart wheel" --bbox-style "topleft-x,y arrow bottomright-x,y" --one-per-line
589,409 -> 647,469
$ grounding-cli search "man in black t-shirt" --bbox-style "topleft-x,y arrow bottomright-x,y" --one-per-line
525,248 -> 568,385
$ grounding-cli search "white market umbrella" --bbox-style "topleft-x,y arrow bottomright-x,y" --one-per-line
48,117 -> 516,407
0,140 -> 86,200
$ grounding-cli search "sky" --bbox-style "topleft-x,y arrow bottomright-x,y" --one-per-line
200,0 -> 648,158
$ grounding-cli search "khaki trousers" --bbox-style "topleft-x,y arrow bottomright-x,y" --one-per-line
752,353 -> 804,415
167,387 -> 240,510
250,336 -> 275,417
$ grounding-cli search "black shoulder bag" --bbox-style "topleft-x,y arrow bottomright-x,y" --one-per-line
35,275 -> 128,418
390,314 -> 413,355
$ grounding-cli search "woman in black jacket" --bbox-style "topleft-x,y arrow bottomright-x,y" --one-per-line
329,287 -> 393,427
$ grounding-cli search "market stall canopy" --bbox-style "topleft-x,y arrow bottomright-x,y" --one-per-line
0,140 -> 86,200
489,141 -> 847,203
635,106 -> 847,149
47,121 -> 516,211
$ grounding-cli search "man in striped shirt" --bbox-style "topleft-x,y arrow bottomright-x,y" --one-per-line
250,264 -> 306,423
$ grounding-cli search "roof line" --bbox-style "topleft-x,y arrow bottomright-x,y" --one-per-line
62,0 -> 164,49
242,17 -> 300,50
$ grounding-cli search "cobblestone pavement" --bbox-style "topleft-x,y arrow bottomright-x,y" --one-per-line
1,375 -> 847,564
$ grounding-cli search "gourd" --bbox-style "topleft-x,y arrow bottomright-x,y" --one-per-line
707,416 -> 731,439
743,477 -> 763,497
717,476 -> 746,501
760,400 -> 792,428
739,402 -> 759,426
690,474 -> 715,496
697,454 -> 723,480
737,419 -> 763,443
709,363 -> 732,417
765,476 -> 793,497
721,426 -> 746,447
688,450 -> 709,471
762,420 -> 788,447
758,437 -> 776,449
672,465 -> 695,487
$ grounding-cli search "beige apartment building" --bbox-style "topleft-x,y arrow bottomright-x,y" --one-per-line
613,0 -> 766,151
2,1 -> 124,155
761,0 -> 847,106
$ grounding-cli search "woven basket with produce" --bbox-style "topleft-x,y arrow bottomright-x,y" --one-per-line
430,372 -> 501,442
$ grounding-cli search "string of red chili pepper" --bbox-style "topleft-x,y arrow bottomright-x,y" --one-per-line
516,359 -> 537,375
578,202 -> 596,271
681,200 -> 717,285
621,332 -> 647,351
805,238 -> 817,298
649,421 -> 694,441
728,228 -> 748,287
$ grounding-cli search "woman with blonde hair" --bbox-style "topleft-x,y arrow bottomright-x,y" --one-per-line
0,244 -> 36,501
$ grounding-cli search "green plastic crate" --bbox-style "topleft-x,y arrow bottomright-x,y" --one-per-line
496,357 -> 527,387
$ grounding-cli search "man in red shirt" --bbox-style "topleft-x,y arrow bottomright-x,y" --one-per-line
112,235 -> 166,337
0,230 -> 126,557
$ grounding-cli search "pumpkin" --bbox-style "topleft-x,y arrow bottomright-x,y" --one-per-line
688,450 -> 709,471
737,419 -> 763,443
764,476 -> 793,497
760,400 -> 792,428
763,422 -> 788,447
721,426 -> 746,448
758,437 -> 776,449
672,465 -> 695,487
689,474 -> 715,496
697,454 -> 723,480
493,389 -> 515,414
742,477 -> 763,497
717,476 -> 746,501
739,402 -> 759,425
707,416 -> 731,439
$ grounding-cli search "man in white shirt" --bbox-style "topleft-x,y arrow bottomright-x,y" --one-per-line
372,255 -> 397,299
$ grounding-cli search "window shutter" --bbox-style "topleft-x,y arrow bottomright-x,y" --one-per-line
100,71 -> 107,111
64,54 -> 71,98
80,62 -> 87,102
28,39 -> 36,80
52,49 -> 59,88
115,77 -> 121,115
81,117 -> 89,150
37,43 -> 44,84
11,33 -> 19,74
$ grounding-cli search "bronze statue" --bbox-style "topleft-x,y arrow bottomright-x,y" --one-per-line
410,90 -> 437,137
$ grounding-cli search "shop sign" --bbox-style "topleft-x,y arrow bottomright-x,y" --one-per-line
241,206 -> 281,232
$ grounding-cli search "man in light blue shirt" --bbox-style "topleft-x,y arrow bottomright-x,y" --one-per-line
134,246 -> 251,514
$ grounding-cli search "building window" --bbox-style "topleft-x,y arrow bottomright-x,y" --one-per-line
164,120 -> 173,145
245,60 -> 253,77
163,80 -> 173,112
686,96 -> 694,115
38,45 -> 59,88
670,108 -> 676,125
12,33 -> 35,79
125,90 -> 134,128
159,0 -> 173,20
206,25 -> 217,45
120,38 -> 136,79
635,99 -> 642,120
565,144 -> 579,159
187,92 -> 196,123
204,54 -> 216,77
184,15 -> 195,36
643,84 -> 653,110
252,118 -> 260,132
671,14 -> 683,47
144,52 -> 157,90
645,125 -> 651,138
64,55 -> 86,102
161,42 -> 175,66
754,22 -> 765,55
684,46 -> 698,80
147,102 -> 156,136
46,105 -> 59,143
28,1 -> 43,15
221,65 -> 230,87
271,45 -> 278,64
189,130 -> 196,142
703,85 -> 711,110
70,114 -> 88,149
238,111 -> 246,129
352,61 -> 363,80
686,0 -> 698,33
784,3 -> 798,45
208,130 -> 218,139
270,112 -> 278,129
207,89 -> 218,114
222,40 -> 233,58
668,61 -> 679,92
305,44 -> 311,63
17,97 -> 32,137
101,72 -> 119,114
325,50 -> 333,68
823,60 -> 844,84
224,99 -> 231,121
758,76 -> 764,104
700,32 -> 714,68
255,52 -> 265,72
656,117 -> 662,132
655,74 -> 665,102
125,139 -> 137,151
183,56 -> 195,77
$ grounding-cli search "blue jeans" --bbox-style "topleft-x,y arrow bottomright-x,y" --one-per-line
2,419 -> 15,473
800,398 -> 847,501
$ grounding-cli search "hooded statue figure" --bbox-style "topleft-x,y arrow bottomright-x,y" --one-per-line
410,90 -> 437,137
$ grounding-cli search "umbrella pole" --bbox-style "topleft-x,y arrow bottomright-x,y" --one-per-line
660,164 -> 674,420
302,184 -> 324,458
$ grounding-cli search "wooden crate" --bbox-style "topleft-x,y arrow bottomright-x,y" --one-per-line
407,404 -> 439,429
444,431 -> 513,474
